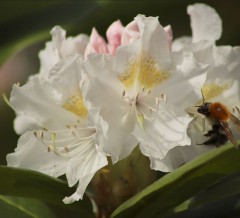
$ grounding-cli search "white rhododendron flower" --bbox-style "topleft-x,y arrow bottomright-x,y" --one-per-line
8,3 -> 238,206
14,26 -> 89,135
7,29 -> 108,204
82,14 -> 207,172
161,3 -> 240,170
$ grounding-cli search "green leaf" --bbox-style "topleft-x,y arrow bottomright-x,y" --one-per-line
165,194 -> 240,218
111,144 -> 240,218
0,31 -> 50,67
0,165 -> 94,218
190,173 -> 240,207
0,0 -> 101,66
0,195 -> 56,218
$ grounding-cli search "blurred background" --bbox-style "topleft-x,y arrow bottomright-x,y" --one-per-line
0,0 -> 240,165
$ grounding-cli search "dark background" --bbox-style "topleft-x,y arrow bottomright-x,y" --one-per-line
0,0 -> 240,165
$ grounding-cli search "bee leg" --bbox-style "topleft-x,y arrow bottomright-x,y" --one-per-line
204,129 -> 215,137
196,136 -> 218,146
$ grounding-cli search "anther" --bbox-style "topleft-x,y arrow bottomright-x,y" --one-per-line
64,145 -> 69,152
43,128 -> 48,132
71,131 -> 77,137
34,131 -> 38,138
40,131 -> 44,140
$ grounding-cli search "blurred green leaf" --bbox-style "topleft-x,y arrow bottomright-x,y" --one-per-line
111,144 -> 240,218
0,165 -> 94,218
164,194 -> 240,218
0,195 -> 56,218
0,0 -> 101,66
0,31 -> 50,67
190,173 -> 240,207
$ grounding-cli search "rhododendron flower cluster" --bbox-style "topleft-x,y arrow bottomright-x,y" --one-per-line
7,3 -> 240,203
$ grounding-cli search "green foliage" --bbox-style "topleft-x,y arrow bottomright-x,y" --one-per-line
0,166 -> 94,218
111,144 -> 240,218
0,196 -> 56,218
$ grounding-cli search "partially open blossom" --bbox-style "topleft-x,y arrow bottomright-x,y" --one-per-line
85,19 -> 173,58
83,14 -> 207,172
84,20 -> 124,57
7,28 -> 108,204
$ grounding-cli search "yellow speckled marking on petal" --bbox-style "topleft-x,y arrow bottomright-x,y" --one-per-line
202,82 -> 231,101
119,52 -> 170,89
63,91 -> 88,118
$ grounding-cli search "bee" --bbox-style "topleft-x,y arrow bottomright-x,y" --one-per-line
196,122 -> 228,147
196,92 -> 240,148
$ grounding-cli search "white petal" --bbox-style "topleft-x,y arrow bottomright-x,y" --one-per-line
63,144 -> 107,203
14,114 -> 40,135
39,41 -> 59,76
48,55 -> 84,103
63,172 -> 94,204
83,54 -> 138,162
39,26 -> 88,76
50,26 -> 66,59
151,144 -> 213,172
66,144 -> 107,187
116,15 -> 171,75
10,77 -> 78,130
135,112 -> 192,163
172,36 -> 192,52
187,3 -> 222,42
7,131 -> 67,177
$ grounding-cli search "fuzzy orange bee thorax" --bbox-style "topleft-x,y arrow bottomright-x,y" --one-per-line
209,102 -> 231,122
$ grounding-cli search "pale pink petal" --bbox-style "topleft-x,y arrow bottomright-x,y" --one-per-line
163,25 -> 173,49
85,28 -> 108,57
106,20 -> 124,55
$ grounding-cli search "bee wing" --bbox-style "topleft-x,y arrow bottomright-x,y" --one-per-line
230,114 -> 240,132
219,121 -> 239,148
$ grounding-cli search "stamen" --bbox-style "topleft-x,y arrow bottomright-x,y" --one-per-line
35,125 -> 96,158
136,113 -> 144,130
52,132 -> 56,147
